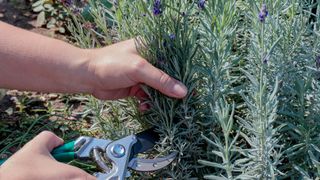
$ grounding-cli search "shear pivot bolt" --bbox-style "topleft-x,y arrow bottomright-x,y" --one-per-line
111,144 -> 125,158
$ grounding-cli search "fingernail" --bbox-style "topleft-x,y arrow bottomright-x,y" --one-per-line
172,82 -> 188,97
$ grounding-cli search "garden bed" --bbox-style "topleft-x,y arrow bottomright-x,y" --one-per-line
1,0 -> 320,179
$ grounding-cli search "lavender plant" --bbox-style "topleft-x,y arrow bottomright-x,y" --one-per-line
64,0 -> 320,178
57,0 -> 141,141
197,1 -> 244,179
117,1 -> 206,178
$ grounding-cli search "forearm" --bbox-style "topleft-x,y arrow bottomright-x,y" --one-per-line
0,21 -> 92,93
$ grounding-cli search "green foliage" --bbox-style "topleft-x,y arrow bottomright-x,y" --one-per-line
66,0 -> 320,179
117,1 -> 209,178
66,0 -> 116,46
64,0 -> 135,141
0,94 -> 95,160
84,97 -> 141,140
32,0 -> 68,33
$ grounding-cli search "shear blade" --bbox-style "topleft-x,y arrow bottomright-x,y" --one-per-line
130,128 -> 159,157
127,152 -> 177,172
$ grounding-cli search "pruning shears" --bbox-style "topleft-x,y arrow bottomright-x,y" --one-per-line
0,128 -> 176,180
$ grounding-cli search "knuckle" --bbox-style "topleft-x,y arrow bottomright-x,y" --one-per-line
27,131 -> 59,148
159,73 -> 173,91
39,131 -> 58,140
92,89 -> 109,100
130,59 -> 147,75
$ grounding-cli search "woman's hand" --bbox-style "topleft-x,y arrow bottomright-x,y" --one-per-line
0,21 -> 187,100
0,131 -> 96,180
84,39 -> 187,100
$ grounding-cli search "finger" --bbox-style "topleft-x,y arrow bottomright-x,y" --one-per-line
27,131 -> 64,153
58,163 -> 97,180
93,88 -> 131,100
135,89 -> 148,100
131,58 -> 188,98
119,39 -> 139,54
93,85 -> 148,100
138,102 -> 151,112
128,85 -> 149,101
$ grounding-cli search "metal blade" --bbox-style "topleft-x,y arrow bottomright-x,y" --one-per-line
128,152 -> 177,171
130,127 -> 159,157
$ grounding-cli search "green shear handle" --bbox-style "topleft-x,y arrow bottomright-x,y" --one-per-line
0,141 -> 76,165
51,141 -> 76,162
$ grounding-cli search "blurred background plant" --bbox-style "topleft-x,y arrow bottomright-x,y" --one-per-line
30,0 -> 116,34
32,0 -> 69,33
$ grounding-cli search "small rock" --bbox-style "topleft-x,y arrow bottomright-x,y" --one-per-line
10,96 -> 18,103
49,116 -> 58,121
0,89 -> 7,99
66,116 -> 77,121
5,107 -> 13,115
48,93 -> 59,99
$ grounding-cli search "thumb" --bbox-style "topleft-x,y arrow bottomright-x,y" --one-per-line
132,57 -> 188,98
27,131 -> 64,153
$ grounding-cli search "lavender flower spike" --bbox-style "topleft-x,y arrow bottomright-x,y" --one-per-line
259,4 -> 269,22
153,0 -> 162,16
316,56 -> 320,69
60,0 -> 73,7
198,0 -> 205,10
169,34 -> 176,40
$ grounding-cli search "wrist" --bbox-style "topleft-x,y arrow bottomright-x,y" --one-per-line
69,48 -> 96,95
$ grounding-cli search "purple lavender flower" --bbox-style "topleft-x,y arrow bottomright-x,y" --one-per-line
169,34 -> 176,40
58,0 -> 73,8
157,58 -> 165,66
163,34 -> 175,47
72,8 -> 81,15
60,0 -> 72,7
263,57 -> 268,64
259,4 -> 268,22
316,56 -> 320,68
82,22 -> 94,30
153,0 -> 162,16
156,53 -> 165,66
197,0 -> 205,10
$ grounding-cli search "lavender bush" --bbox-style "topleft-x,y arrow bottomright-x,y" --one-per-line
63,0 -> 320,178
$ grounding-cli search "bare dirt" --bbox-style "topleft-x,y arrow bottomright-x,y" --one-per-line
0,0 -> 69,120
0,0 -> 68,40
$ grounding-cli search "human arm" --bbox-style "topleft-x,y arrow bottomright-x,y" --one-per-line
0,21 -> 187,99
0,21 -> 188,179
